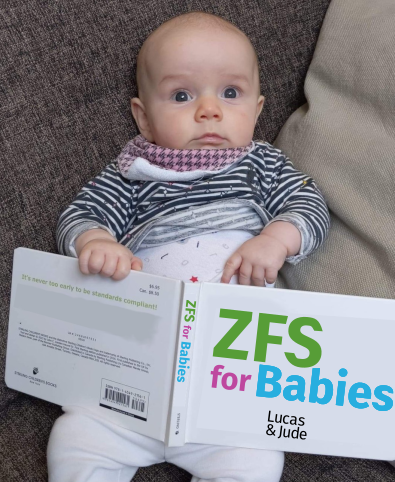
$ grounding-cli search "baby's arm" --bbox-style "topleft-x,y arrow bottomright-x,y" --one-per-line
221,146 -> 330,286
57,162 -> 142,280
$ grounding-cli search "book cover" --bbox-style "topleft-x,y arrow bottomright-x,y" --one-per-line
5,247 -> 395,460
6,247 -> 182,442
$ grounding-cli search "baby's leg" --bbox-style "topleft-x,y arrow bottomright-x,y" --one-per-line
47,405 -> 165,482
166,443 -> 284,482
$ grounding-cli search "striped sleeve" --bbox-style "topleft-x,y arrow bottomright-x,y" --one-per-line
261,146 -> 330,264
56,162 -> 138,257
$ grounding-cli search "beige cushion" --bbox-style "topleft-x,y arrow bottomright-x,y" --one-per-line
275,0 -> 395,299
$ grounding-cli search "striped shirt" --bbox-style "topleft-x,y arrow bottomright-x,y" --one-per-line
56,141 -> 330,264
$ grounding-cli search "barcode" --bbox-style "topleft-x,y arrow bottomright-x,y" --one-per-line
131,399 -> 145,412
104,388 -> 130,407
100,379 -> 149,420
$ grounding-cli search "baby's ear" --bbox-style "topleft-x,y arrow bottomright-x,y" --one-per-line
255,95 -> 265,122
130,97 -> 154,141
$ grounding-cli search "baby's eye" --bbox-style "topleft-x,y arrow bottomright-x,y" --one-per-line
222,87 -> 239,99
172,91 -> 192,102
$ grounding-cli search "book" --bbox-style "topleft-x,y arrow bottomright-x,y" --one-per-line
5,247 -> 395,460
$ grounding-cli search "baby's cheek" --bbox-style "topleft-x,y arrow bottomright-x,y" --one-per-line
154,116 -> 187,149
232,112 -> 255,143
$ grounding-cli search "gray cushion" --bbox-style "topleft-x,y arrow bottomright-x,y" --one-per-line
275,0 -> 395,300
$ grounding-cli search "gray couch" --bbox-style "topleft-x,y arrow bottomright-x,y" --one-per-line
2,0 -> 395,480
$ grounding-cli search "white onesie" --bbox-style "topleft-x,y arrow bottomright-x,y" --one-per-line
135,229 -> 253,284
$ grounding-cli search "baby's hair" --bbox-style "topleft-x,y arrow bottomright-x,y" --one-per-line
136,11 -> 260,98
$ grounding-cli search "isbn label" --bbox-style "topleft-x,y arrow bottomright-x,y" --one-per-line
100,378 -> 149,421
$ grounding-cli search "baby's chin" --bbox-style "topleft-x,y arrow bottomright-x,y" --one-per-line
149,137 -> 250,150
154,142 -> 230,150
180,139 -> 239,150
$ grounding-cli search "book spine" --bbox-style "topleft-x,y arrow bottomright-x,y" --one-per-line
166,282 -> 201,446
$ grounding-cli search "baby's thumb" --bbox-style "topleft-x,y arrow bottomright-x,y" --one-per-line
131,255 -> 143,271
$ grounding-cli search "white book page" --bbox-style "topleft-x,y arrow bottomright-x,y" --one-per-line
186,282 -> 395,460
6,248 -> 182,441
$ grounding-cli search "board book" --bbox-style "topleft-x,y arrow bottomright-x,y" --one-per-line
5,247 -> 395,460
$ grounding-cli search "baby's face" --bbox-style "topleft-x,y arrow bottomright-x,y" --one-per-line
132,27 -> 264,149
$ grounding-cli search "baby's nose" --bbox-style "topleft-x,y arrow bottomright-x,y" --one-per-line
195,96 -> 223,121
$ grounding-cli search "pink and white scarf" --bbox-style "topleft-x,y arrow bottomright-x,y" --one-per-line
117,134 -> 253,178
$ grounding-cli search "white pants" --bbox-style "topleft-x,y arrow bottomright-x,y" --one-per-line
47,406 -> 284,482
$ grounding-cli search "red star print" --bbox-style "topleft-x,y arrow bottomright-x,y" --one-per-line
190,276 -> 199,283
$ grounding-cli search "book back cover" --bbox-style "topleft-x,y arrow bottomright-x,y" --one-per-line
6,248 -> 182,442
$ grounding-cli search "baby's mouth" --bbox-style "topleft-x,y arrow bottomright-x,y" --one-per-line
196,133 -> 225,145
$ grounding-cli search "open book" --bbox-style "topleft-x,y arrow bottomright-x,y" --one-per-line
6,247 -> 395,460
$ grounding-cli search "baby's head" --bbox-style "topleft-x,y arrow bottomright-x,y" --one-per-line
131,12 -> 264,150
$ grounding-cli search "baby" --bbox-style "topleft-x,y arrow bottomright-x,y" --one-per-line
49,11 -> 330,482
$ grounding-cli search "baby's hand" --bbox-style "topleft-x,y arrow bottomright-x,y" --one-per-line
220,233 -> 288,286
221,221 -> 301,286
78,238 -> 143,281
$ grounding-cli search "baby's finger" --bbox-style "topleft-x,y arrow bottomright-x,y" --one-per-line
251,266 -> 265,287
238,261 -> 253,286
131,256 -> 143,271
264,267 -> 278,285
111,255 -> 132,281
78,248 -> 93,275
100,254 -> 118,278
221,253 -> 242,283
86,250 -> 106,275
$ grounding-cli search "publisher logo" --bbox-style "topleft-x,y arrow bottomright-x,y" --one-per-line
33,367 -> 39,375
